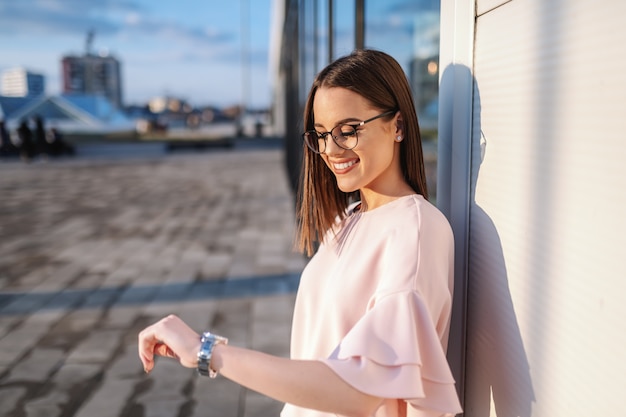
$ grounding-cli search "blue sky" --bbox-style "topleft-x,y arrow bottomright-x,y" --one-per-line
0,0 -> 273,108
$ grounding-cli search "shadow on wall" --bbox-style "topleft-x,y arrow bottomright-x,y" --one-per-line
441,64 -> 535,416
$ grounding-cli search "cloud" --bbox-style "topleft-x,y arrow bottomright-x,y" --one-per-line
0,0 -> 271,106
0,1 -> 123,36
121,15 -> 234,46
0,0 -> 234,47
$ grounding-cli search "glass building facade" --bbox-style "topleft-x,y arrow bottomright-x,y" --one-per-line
275,0 -> 441,199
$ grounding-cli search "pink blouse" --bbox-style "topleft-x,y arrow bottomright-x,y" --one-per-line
281,194 -> 462,417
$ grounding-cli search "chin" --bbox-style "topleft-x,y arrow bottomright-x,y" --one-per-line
336,182 -> 359,193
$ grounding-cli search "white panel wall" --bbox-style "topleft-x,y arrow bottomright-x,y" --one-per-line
441,0 -> 626,416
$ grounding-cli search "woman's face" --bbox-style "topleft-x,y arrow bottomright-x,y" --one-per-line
312,86 -> 404,199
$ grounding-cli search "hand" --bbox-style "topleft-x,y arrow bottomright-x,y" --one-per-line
138,314 -> 202,373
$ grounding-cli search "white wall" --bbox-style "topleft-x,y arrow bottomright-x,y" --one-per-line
440,0 -> 626,416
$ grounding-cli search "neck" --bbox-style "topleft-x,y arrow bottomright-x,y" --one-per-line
359,183 -> 416,211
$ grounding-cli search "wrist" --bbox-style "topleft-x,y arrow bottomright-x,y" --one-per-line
197,332 -> 228,378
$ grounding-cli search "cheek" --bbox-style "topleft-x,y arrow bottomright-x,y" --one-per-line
321,155 -> 332,170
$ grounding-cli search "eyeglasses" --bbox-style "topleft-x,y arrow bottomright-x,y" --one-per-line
302,110 -> 396,154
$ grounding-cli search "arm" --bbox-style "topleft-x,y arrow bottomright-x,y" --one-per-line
138,314 -> 383,417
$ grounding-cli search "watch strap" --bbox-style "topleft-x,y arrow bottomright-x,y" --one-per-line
197,332 -> 228,378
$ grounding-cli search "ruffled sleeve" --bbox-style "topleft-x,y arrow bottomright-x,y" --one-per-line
320,290 -> 462,416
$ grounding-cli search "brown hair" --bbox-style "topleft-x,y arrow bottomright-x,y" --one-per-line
296,49 -> 428,255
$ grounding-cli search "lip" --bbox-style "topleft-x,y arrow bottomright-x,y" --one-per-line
329,158 -> 359,174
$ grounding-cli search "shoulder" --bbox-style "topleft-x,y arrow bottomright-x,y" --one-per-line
366,195 -> 454,293
365,194 -> 452,241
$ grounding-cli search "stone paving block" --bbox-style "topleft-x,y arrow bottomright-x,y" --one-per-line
189,376 -> 243,417
227,263 -> 258,280
212,299 -> 252,347
66,329 -> 122,364
24,402 -> 62,417
39,262 -> 86,291
149,246 -> 181,271
177,299 -> 219,332
252,295 -> 295,322
199,253 -> 231,280
102,265 -> 142,287
47,218 -> 93,241
133,266 -> 169,287
250,296 -> 294,357
80,241 -> 121,265
73,378 -> 135,417
285,254 -> 307,272
88,258 -> 121,276
0,321 -> 49,365
144,398 -> 189,417
141,302 -> 183,321
108,343 -> 144,379
7,266 -> 54,290
6,347 -> 65,382
180,244 -> 209,263
0,236 -> 29,259
119,240 -> 163,265
256,255 -> 288,275
69,273 -> 104,290
22,386 -> 70,417
83,239 -> 122,267
103,305 -> 142,329
243,390 -> 285,417
137,360 -> 191,402
215,233 -> 237,252
259,233 -> 290,253
109,207 -> 142,230
55,241 -> 99,263
21,309 -> 67,333
0,316 -> 19,337
0,386 -> 28,416
55,309 -> 102,334
52,363 -> 101,391
165,261 -> 199,284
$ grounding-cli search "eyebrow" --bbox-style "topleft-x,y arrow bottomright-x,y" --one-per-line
313,117 -> 363,129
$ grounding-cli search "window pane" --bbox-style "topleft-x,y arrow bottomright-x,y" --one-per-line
365,0 -> 441,198
334,0 -> 356,59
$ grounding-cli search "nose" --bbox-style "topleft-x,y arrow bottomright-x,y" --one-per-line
322,134 -> 344,156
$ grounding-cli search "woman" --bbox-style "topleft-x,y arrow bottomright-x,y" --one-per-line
138,49 -> 462,417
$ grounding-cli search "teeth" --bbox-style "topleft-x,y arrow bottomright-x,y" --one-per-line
334,160 -> 356,170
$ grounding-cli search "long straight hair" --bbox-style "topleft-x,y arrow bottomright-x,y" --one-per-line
296,49 -> 428,256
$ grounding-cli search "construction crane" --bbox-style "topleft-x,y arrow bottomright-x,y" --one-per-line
85,30 -> 94,55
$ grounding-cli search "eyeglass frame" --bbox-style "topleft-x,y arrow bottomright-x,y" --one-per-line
302,109 -> 397,154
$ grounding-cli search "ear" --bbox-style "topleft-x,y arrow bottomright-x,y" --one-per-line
394,112 -> 404,135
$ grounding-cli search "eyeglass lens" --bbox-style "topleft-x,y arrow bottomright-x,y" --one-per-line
303,124 -> 357,153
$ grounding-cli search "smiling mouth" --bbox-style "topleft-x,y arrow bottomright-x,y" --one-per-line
333,159 -> 358,170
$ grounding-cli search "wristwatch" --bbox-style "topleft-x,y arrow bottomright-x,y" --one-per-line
197,331 -> 228,378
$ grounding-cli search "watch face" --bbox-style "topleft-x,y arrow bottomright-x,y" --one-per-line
197,333 -> 228,378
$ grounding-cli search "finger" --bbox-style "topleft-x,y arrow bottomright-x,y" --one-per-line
141,354 -> 154,373
154,342 -> 179,359
138,328 -> 158,370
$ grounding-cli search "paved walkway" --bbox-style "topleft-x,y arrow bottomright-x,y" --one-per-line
0,146 -> 306,417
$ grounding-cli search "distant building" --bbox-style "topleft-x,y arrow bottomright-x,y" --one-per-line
1,68 -> 45,98
148,96 -> 193,114
61,53 -> 123,108
0,94 -> 134,135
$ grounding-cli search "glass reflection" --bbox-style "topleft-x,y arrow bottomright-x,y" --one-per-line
364,0 -> 440,135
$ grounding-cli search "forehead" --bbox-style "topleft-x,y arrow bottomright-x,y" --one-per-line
313,87 -> 372,127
